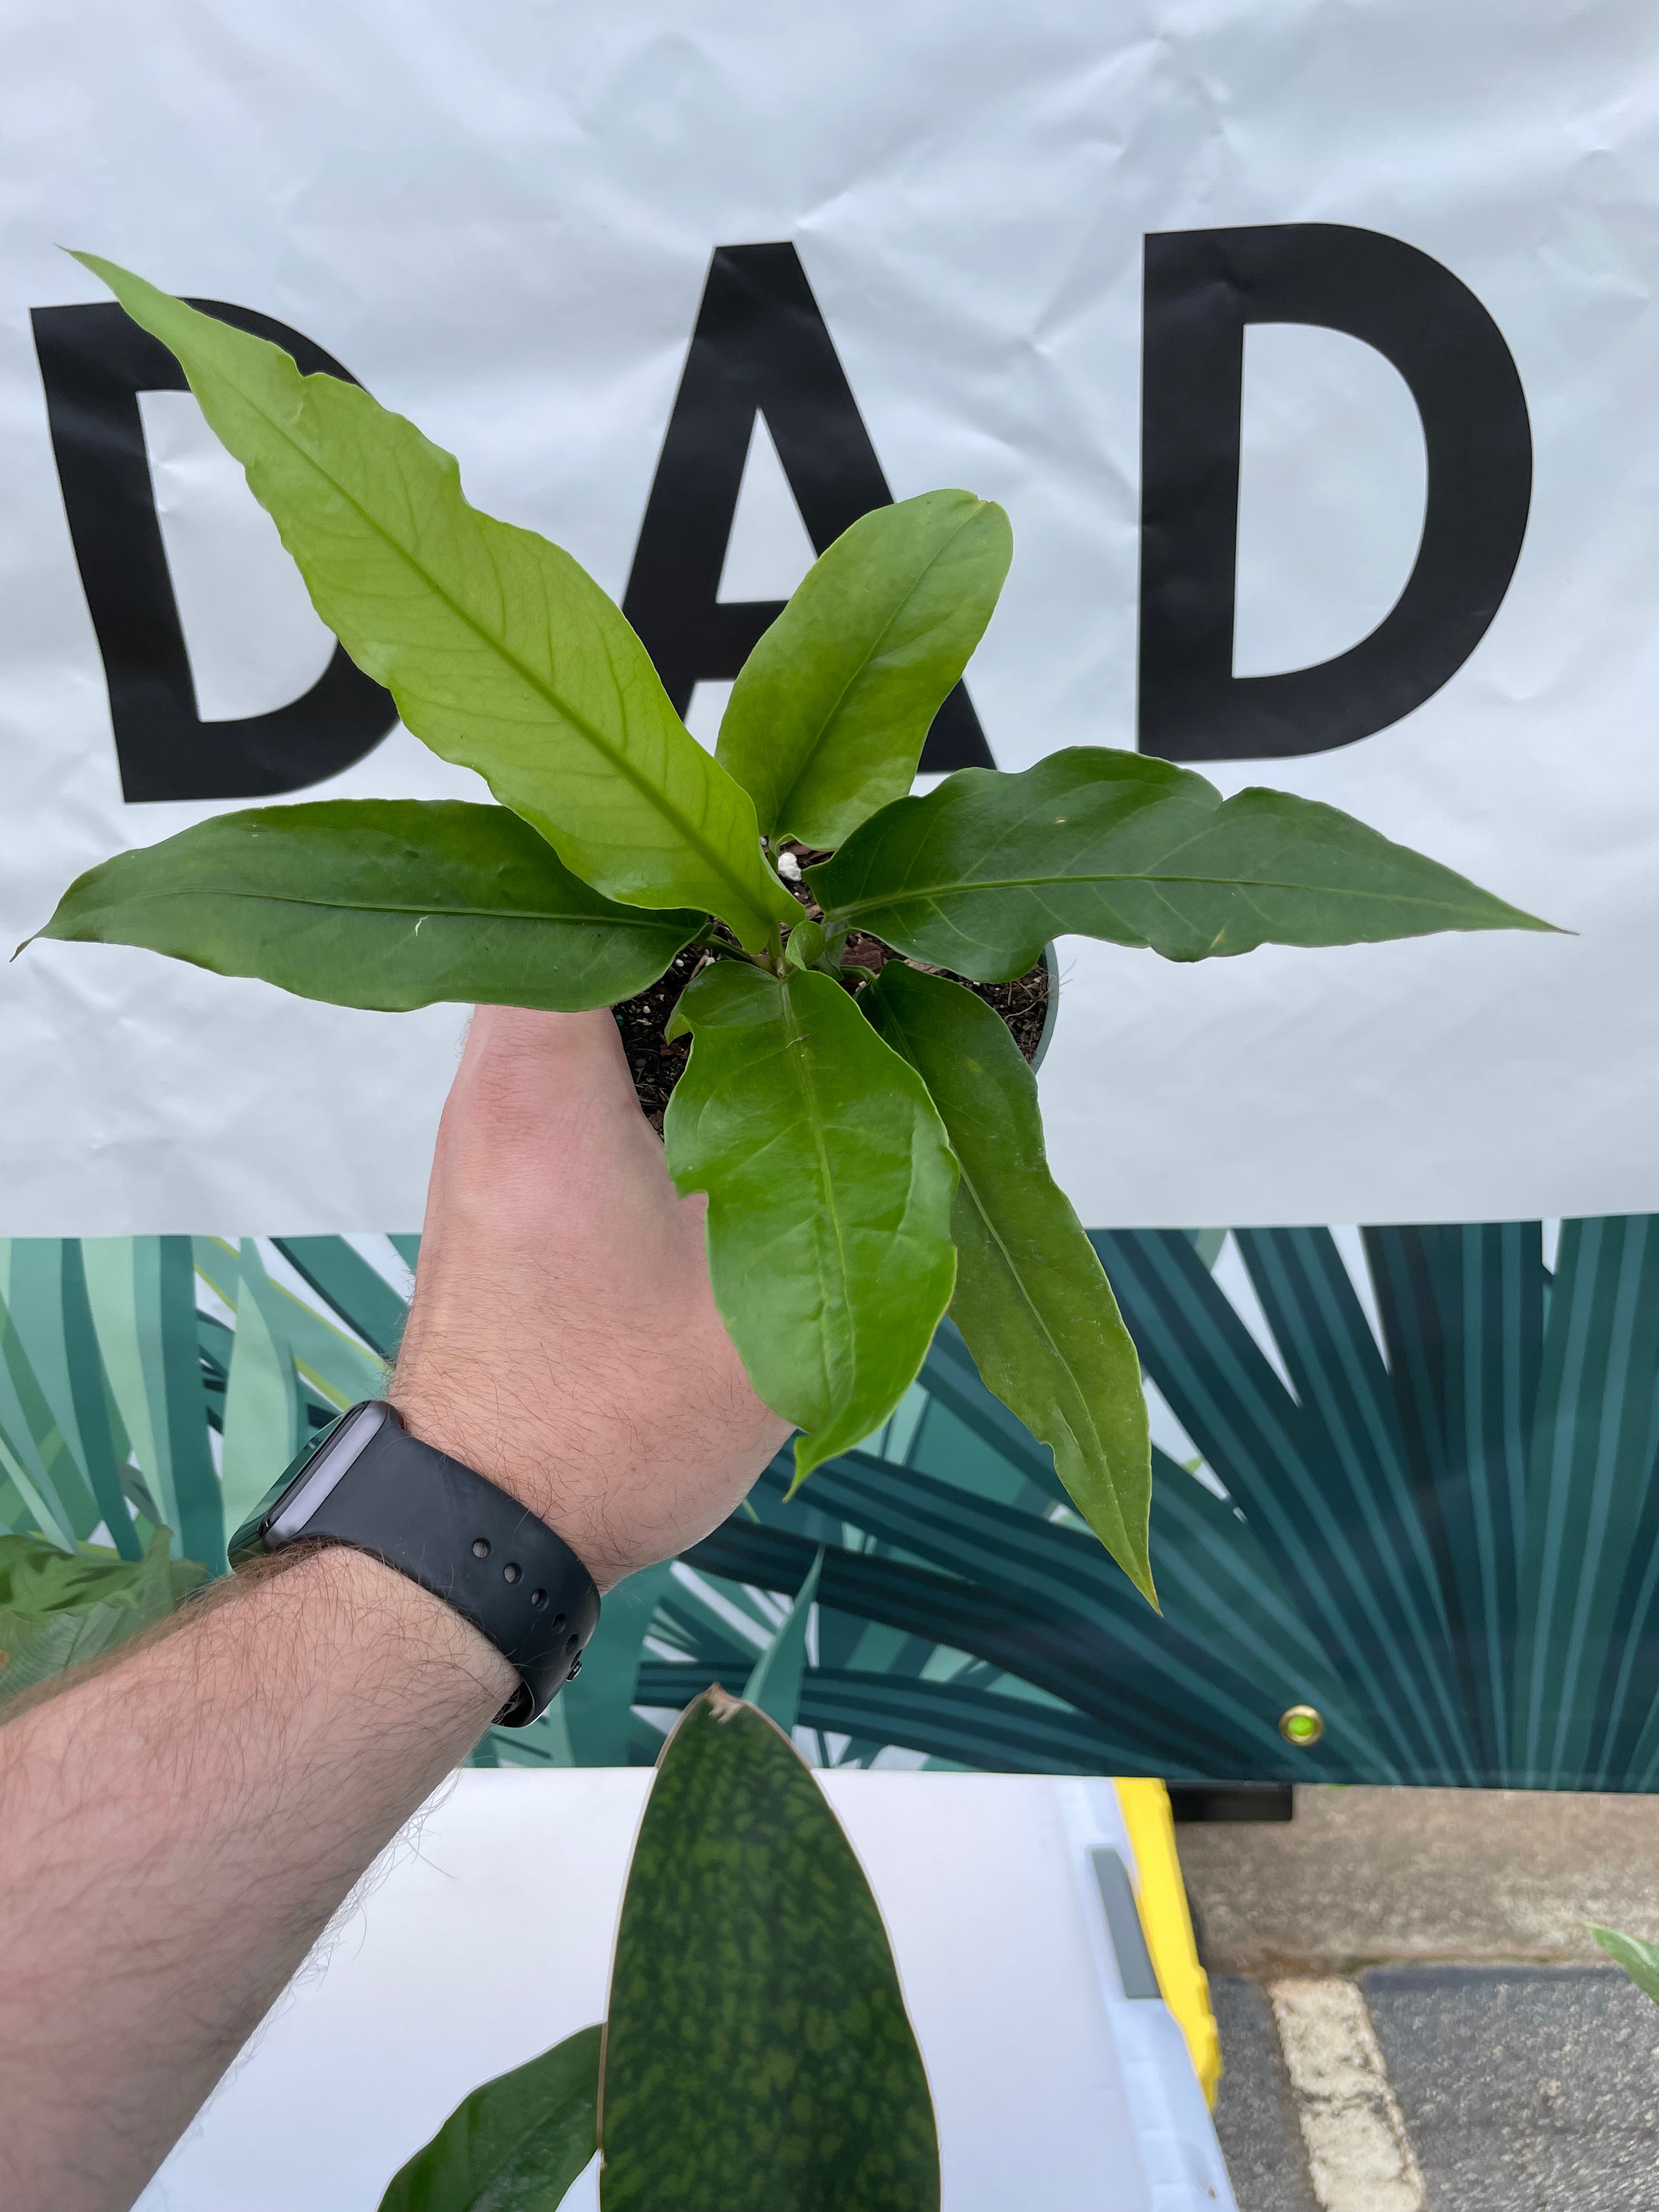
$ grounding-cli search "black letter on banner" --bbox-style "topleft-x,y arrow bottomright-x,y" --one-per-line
32,301 -> 397,802
1138,224 -> 1532,761
623,242 -> 994,774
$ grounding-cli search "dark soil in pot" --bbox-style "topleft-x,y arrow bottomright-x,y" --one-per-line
614,943 -> 1052,1136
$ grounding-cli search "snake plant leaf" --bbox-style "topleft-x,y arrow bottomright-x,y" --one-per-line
600,1688 -> 939,2212
377,2023 -> 600,2212
716,490 -> 1013,847
74,256 -> 796,952
863,963 -> 1154,1602
1589,1925 -> 1659,2007
810,747 -> 1555,982
663,961 -> 957,1483
31,800 -> 703,1013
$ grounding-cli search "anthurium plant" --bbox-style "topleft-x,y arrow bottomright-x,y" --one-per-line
31,257 -> 1554,1602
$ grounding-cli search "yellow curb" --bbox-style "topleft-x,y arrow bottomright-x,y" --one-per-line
1115,1777 -> 1222,2105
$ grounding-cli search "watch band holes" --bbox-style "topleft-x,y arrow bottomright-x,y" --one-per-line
529,1588 -> 547,1609
471,1538 -> 491,1560
503,1561 -> 522,1584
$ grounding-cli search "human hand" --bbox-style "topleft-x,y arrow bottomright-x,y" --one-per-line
393,1005 -> 790,1590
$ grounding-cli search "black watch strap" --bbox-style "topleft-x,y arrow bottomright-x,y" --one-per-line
243,1400 -> 601,1726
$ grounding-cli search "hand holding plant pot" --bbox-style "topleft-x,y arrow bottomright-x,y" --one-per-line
393,1002 -> 791,1593
31,258 -> 1555,1602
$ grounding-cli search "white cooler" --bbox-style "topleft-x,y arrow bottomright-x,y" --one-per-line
137,1771 -> 1234,2212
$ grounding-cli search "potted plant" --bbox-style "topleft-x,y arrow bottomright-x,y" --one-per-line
29,257 -> 1553,1601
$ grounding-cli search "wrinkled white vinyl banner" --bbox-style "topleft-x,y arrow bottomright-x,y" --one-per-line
0,0 -> 1650,1235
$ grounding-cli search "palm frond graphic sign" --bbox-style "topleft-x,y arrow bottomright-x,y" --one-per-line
1,1220 -> 1655,1790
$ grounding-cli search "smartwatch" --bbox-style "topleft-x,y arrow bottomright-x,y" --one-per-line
230,1400 -> 601,1726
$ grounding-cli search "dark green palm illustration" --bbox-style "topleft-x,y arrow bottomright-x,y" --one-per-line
3,1221 -> 1654,1791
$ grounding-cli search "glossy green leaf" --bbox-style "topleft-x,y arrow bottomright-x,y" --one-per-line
32,798 -> 704,1014
1589,1925 -> 1659,2007
717,490 -> 1012,847
864,964 -> 1154,1601
783,916 -> 827,970
741,1544 -> 823,1729
811,748 -> 1555,981
600,1688 -> 939,2212
663,961 -> 957,1482
75,257 -> 795,952
377,2023 -> 600,2212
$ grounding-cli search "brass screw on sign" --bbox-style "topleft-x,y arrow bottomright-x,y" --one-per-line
1279,1704 -> 1324,1746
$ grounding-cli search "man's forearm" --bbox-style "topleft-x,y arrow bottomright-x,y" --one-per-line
0,1544 -> 511,2212
0,1007 -> 788,2212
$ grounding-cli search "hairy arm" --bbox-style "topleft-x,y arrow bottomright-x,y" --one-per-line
0,1007 -> 787,2212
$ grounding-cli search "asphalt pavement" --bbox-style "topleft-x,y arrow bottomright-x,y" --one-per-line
1183,1787 -> 1659,2209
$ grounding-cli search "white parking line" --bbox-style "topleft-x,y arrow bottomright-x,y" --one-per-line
1269,1978 -> 1426,2212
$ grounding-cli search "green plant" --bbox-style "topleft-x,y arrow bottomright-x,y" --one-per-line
29,256 -> 1553,1601
1590,1924 -> 1659,2004
0,1526 -> 203,1705
378,1686 -> 938,2211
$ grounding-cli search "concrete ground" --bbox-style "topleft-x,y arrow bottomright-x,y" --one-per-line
1180,1787 -> 1659,2210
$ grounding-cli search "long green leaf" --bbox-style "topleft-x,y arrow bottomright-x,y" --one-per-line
716,490 -> 1012,847
81,1238 -> 222,1572
219,1242 -> 304,1538
193,1237 -> 385,1412
60,1242 -> 143,1558
76,257 -> 796,952
742,1544 -> 824,1728
1589,1924 -> 1659,2006
664,960 -> 957,1482
811,748 -> 1554,981
864,964 -> 1154,1601
377,2023 -> 600,2212
33,802 -> 703,1012
0,1255 -> 99,1546
600,1688 -> 938,2211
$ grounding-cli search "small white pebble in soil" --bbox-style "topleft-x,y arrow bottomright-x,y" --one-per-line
776,850 -> 802,881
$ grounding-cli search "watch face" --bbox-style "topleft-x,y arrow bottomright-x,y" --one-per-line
224,1401 -> 383,1560
262,1399 -> 390,1548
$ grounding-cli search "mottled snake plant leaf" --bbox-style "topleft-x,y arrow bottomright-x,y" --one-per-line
716,489 -> 1012,848
75,256 -> 797,952
600,1688 -> 939,2212
864,963 -> 1154,1602
663,961 -> 957,1483
377,2023 -> 600,2212
811,747 -> 1555,981
31,800 -> 702,1012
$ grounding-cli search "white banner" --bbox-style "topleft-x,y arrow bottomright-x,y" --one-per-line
1,0 -> 1649,1235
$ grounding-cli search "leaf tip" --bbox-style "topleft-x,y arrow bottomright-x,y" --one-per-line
787,1432 -> 824,1494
